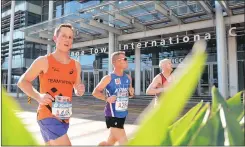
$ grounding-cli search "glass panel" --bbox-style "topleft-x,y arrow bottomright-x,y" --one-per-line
188,3 -> 202,13
28,0 -> 42,6
145,70 -> 151,93
131,71 -> 135,88
56,5 -> 62,18
43,5 -> 49,15
89,72 -> 94,93
137,14 -> 157,23
80,1 -> 100,9
115,1 -> 135,8
80,12 -> 93,20
43,0 -> 49,6
199,64 -> 210,96
238,61 -> 245,91
64,1 -> 81,15
212,64 -> 218,88
143,2 -> 155,11
99,71 -> 104,81
83,72 -> 89,93
55,0 -> 63,7
178,6 -> 188,15
165,1 -> 178,7
123,6 -> 147,16
113,20 -> 129,28
200,65 -> 209,84
228,0 -> 245,6
42,14 -> 48,21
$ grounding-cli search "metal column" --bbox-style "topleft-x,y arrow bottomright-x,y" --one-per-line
215,1 -> 228,98
135,46 -> 141,95
7,1 -> 16,92
228,29 -> 238,97
47,1 -> 54,54
108,4 -> 115,73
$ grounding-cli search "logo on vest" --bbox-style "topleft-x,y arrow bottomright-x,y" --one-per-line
52,67 -> 59,72
69,69 -> 74,74
115,78 -> 121,85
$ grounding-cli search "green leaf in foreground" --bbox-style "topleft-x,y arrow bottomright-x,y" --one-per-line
170,100 -> 203,145
211,86 -> 228,115
177,103 -> 209,146
226,92 -> 244,121
218,92 -> 244,146
127,40 -> 207,145
160,128 -> 172,146
189,107 -> 223,146
2,88 -> 38,146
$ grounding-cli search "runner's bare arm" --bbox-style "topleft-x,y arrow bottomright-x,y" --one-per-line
73,60 -> 85,96
17,56 -> 48,101
146,75 -> 164,95
126,74 -> 135,98
92,75 -> 111,101
126,74 -> 133,88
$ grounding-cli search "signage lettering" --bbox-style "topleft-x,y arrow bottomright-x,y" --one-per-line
71,28 -> 236,56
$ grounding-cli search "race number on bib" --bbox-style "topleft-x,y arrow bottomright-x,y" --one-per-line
52,96 -> 72,119
115,97 -> 129,111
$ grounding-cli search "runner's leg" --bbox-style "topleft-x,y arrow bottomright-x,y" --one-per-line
111,127 -> 128,145
49,134 -> 71,146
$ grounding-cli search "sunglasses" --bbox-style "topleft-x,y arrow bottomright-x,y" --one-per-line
117,57 -> 127,61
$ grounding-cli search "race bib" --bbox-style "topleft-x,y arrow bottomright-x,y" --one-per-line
115,97 -> 129,111
52,96 -> 72,119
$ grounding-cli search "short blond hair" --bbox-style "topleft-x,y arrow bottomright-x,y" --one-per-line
111,51 -> 125,64
159,58 -> 170,68
54,23 -> 74,37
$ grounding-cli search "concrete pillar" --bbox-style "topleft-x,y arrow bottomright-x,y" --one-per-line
7,1 -> 16,92
135,46 -> 141,95
109,32 -> 114,72
228,29 -> 238,97
215,1 -> 229,98
47,1 -> 54,54
108,4 -> 115,72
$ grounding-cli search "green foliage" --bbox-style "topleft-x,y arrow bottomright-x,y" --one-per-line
2,88 -> 38,146
127,40 -> 207,146
128,40 -> 244,146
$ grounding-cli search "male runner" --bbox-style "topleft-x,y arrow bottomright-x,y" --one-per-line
92,51 -> 135,146
146,59 -> 173,105
17,23 -> 85,146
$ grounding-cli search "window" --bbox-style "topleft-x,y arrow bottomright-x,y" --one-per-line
43,0 -> 49,6
27,12 -> 41,26
42,14 -> 48,21
28,0 -> 42,6
43,5 -> 49,15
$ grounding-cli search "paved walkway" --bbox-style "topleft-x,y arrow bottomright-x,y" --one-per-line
13,94 -> 196,145
15,97 -> 146,145
16,111 -> 138,145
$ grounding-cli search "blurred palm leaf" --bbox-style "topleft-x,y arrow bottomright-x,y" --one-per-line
213,87 -> 245,146
127,40 -> 207,145
226,92 -> 244,121
2,88 -> 38,145
188,107 -> 223,146
170,100 -> 203,145
219,105 -> 244,146
177,103 -> 210,145
211,86 -> 228,115
160,128 -> 172,146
